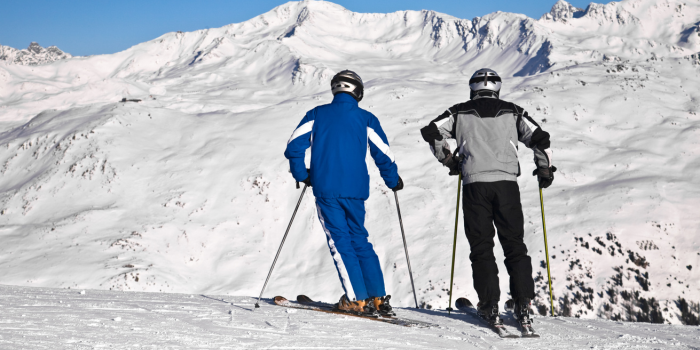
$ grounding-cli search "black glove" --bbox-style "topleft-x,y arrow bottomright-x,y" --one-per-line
441,151 -> 462,176
301,177 -> 312,187
296,169 -> 311,188
530,127 -> 551,152
391,176 -> 404,192
533,166 -> 557,189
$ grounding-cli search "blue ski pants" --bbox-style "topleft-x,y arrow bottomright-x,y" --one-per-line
315,197 -> 386,301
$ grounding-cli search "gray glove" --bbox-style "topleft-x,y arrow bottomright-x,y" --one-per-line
533,166 -> 557,188
441,150 -> 463,176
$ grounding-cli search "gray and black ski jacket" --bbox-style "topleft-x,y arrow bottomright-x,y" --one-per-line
420,95 -> 552,184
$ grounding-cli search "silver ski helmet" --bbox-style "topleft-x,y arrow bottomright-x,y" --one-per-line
469,68 -> 501,99
331,70 -> 364,102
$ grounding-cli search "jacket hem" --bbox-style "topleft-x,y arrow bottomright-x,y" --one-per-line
312,190 -> 369,201
463,173 -> 517,184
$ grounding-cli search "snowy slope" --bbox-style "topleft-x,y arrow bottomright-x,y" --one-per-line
1,284 -> 699,349
0,0 -> 699,325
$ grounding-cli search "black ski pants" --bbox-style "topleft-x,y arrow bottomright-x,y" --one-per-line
462,181 -> 534,304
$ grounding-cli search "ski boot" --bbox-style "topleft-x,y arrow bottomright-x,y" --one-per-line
371,295 -> 396,317
513,298 -> 532,325
507,298 -> 539,337
334,294 -> 379,317
476,301 -> 503,327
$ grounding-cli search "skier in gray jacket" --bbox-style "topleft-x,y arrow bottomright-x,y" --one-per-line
420,68 -> 555,328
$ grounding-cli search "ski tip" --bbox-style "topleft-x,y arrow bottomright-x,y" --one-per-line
273,296 -> 288,305
455,297 -> 472,308
297,295 -> 313,303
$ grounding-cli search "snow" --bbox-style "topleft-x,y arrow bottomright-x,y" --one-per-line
0,0 -> 699,335
2,284 -> 699,349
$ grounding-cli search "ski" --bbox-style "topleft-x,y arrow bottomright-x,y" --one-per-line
296,295 -> 434,327
272,296 -> 436,328
504,299 -> 540,338
296,295 -> 390,318
454,297 -> 520,339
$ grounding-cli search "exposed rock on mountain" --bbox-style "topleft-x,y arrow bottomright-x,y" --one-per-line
541,0 -> 585,22
0,42 -> 72,66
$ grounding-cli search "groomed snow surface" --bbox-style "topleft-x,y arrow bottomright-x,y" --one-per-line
1,0 -> 700,347
2,285 -> 699,349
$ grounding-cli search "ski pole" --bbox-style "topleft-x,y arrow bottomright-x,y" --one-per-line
447,173 -> 462,314
254,184 -> 308,310
393,192 -> 419,309
539,188 -> 555,316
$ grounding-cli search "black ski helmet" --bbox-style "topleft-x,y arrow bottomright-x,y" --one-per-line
331,70 -> 364,102
469,68 -> 502,99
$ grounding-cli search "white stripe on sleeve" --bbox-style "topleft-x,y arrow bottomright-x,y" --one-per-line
367,127 -> 395,163
287,120 -> 314,144
434,117 -> 450,128
522,116 -> 538,132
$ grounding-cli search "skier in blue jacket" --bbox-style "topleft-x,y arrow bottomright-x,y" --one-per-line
284,70 -> 403,316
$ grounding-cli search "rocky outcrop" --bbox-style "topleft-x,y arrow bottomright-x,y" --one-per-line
0,42 -> 72,66
541,0 -> 585,22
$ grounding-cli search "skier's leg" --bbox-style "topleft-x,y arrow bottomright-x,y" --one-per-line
341,198 -> 386,299
315,197 -> 369,301
462,182 -> 500,304
492,181 -> 535,300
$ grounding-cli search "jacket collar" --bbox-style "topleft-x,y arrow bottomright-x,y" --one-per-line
332,92 -> 358,105
471,90 -> 500,100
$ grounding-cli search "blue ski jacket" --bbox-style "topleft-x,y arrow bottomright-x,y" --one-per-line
284,93 -> 399,200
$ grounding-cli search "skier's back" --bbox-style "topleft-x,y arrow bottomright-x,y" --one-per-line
420,68 -> 556,328
285,70 -> 403,317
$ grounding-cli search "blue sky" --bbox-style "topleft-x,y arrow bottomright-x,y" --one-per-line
1,0 -> 594,56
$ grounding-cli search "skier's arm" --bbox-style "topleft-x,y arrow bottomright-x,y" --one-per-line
420,107 -> 456,164
367,114 -> 399,188
284,111 -> 315,182
514,106 -> 552,169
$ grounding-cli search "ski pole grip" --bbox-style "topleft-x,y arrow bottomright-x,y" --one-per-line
296,182 -> 300,189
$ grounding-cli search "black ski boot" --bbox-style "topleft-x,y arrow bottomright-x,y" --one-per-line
362,297 -> 380,317
371,295 -> 396,317
476,301 -> 503,327
513,298 -> 532,325
509,298 -> 539,337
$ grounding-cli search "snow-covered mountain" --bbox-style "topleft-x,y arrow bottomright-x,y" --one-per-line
0,0 -> 698,325
0,42 -> 72,66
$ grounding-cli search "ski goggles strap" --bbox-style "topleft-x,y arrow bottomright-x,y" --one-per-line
469,76 -> 502,85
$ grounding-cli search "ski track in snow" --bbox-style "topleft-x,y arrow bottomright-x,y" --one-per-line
0,0 -> 699,334
1,285 -> 699,349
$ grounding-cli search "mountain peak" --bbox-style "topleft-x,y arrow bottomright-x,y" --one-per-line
541,0 -> 584,22
0,42 -> 72,66
27,42 -> 43,54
